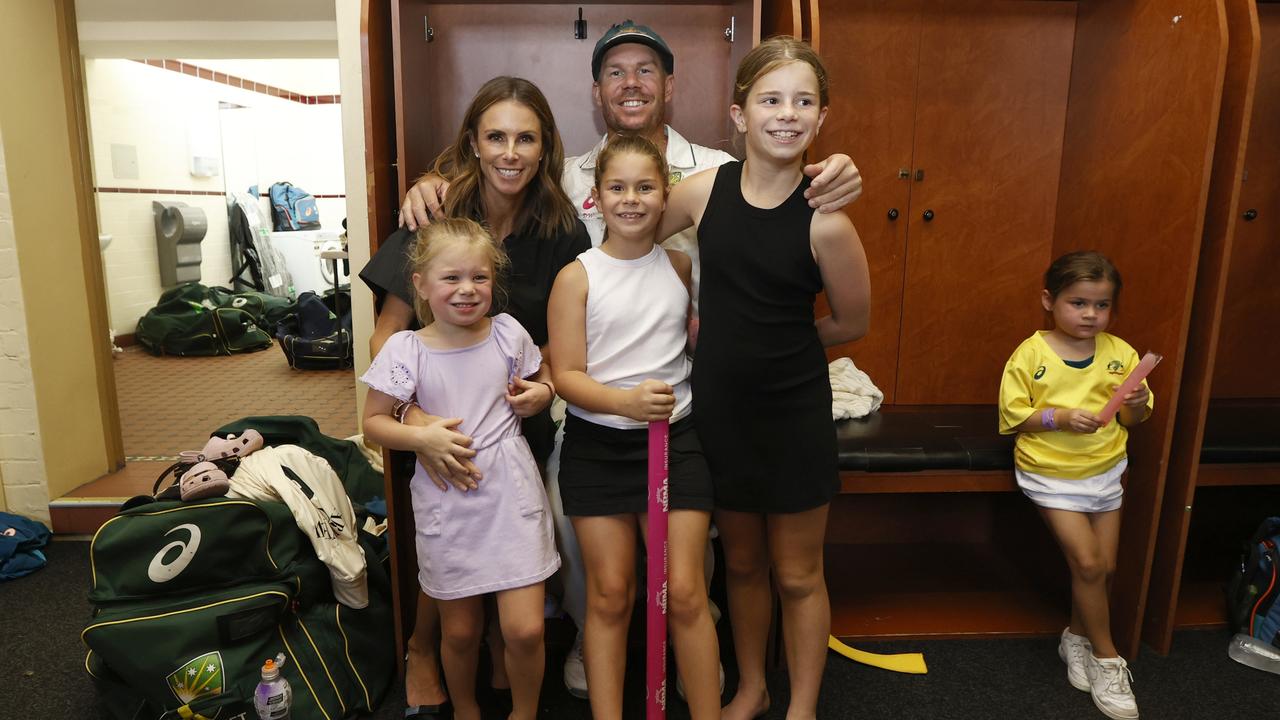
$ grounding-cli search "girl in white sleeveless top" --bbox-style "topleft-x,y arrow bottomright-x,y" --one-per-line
547,135 -> 720,720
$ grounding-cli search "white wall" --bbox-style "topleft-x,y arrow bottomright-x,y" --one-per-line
85,58 -> 346,334
0,124 -> 51,522
336,0 -> 371,427
77,0 -> 337,59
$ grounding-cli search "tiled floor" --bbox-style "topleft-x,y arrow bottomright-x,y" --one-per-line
60,345 -> 358,508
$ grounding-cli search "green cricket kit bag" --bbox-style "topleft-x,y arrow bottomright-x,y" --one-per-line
136,283 -> 275,357
83,497 -> 394,719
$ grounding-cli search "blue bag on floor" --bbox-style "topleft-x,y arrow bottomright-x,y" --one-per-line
274,289 -> 353,370
0,511 -> 51,580
1229,517 -> 1280,649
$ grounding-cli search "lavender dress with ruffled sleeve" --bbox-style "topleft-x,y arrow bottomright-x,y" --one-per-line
360,313 -> 559,599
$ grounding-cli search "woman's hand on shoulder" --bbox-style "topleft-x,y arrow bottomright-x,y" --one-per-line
400,173 -> 451,231
620,379 -> 676,423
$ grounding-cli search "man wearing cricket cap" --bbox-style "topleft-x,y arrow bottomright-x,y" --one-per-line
397,19 -> 862,704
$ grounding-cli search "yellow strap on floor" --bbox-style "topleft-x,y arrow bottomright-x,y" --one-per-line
828,635 -> 928,674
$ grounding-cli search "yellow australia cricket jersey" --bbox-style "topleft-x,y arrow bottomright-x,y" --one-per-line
998,331 -> 1154,479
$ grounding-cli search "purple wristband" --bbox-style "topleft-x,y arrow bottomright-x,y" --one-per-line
1042,407 -> 1057,430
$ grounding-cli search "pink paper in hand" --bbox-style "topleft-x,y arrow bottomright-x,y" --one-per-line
1099,351 -> 1161,425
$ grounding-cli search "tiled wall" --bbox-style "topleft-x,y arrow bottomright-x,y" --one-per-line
86,58 -> 347,334
0,125 -> 50,521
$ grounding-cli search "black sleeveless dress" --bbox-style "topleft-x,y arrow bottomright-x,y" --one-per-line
692,161 -> 839,513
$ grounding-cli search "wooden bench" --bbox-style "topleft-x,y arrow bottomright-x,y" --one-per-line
1197,400 -> 1280,484
825,405 -> 1074,642
836,405 -> 1016,493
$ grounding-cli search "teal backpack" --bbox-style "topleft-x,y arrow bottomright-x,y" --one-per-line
1228,517 -> 1280,649
82,497 -> 394,719
270,181 -> 321,231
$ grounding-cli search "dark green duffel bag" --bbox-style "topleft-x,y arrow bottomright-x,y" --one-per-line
83,497 -> 395,720
136,283 -> 275,357
213,415 -> 384,509
207,285 -> 297,329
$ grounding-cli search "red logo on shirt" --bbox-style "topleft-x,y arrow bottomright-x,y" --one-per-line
582,197 -> 595,210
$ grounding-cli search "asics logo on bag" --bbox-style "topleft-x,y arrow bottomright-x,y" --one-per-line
147,523 -> 202,583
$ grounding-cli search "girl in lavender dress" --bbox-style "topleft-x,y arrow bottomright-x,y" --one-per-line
362,217 -> 560,720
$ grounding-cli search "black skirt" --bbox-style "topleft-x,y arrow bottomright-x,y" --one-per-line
558,413 -> 713,516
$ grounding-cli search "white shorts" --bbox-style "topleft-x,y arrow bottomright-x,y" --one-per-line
1015,458 -> 1128,513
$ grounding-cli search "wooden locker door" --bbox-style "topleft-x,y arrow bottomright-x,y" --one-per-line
391,0 -> 437,199
364,0 -> 398,251
811,0 -> 923,404
1212,4 -> 1280,399
894,1 -> 1075,404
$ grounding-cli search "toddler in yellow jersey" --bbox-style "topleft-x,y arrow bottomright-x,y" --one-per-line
998,251 -> 1153,720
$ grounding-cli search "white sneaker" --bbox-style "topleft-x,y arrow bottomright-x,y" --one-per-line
563,631 -> 588,699
1058,627 -> 1092,691
1086,654 -> 1139,719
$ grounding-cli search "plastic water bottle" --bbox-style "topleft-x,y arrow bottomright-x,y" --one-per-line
253,653 -> 293,719
1228,633 -> 1280,675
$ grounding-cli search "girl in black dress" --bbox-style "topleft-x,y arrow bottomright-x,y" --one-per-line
659,38 -> 871,720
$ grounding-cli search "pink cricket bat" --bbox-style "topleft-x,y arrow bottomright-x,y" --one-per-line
1099,351 -> 1162,425
647,420 -> 670,719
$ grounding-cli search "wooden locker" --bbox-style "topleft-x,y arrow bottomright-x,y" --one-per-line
1146,0 -> 1280,654
1213,4 -> 1280,399
814,0 -> 1074,406
811,0 -> 921,404
896,1 -> 1073,404
814,0 -> 1226,659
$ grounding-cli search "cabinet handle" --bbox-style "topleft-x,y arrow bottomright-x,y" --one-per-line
887,208 -> 899,221
922,209 -> 934,222
1243,208 -> 1258,221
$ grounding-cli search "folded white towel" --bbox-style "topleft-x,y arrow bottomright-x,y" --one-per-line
829,357 -> 884,420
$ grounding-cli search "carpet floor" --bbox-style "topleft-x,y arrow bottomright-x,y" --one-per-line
4,540 -> 1278,719
115,344 -> 358,460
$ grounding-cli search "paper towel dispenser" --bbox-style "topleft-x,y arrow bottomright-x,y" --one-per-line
153,201 -> 207,287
